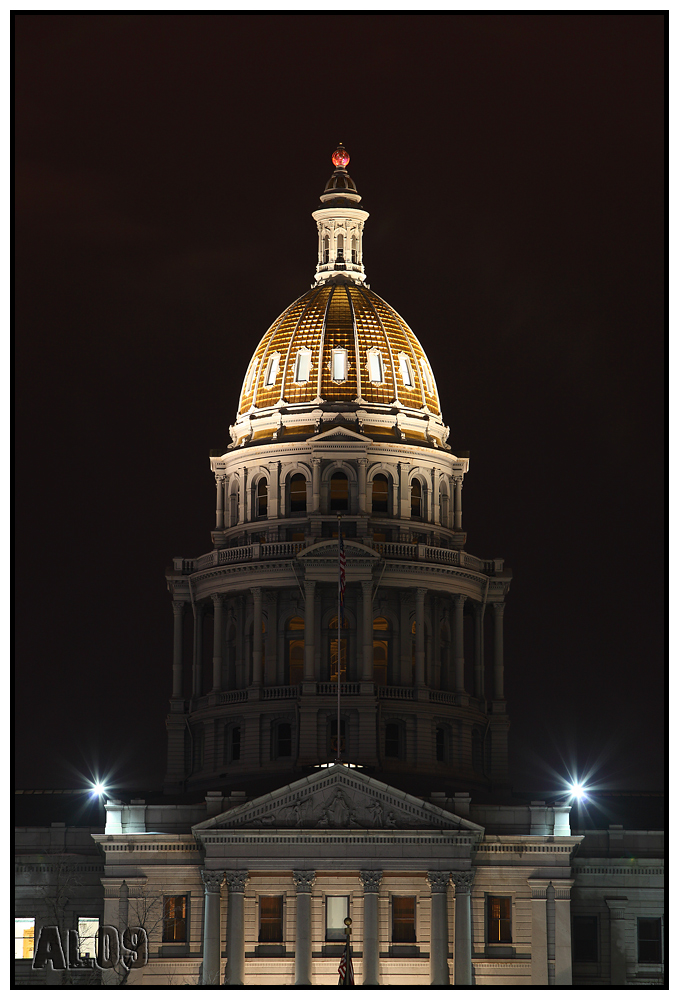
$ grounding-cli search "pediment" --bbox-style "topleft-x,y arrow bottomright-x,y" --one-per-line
308,425 -> 373,444
193,764 -> 483,833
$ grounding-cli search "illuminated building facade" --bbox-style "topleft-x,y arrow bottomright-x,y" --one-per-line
15,149 -> 664,988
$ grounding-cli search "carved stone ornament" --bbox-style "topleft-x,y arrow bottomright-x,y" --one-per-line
172,601 -> 185,615
201,870 -> 225,894
359,870 -> 383,893
292,870 -> 316,893
450,871 -> 475,894
427,871 -> 452,894
224,870 -> 249,893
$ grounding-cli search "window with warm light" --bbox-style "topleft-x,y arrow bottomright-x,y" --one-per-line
163,896 -> 187,943
290,473 -> 307,512
259,896 -> 283,942
372,474 -> 389,513
411,479 -> 422,518
373,617 -> 389,686
14,917 -> 34,959
287,616 -> 305,685
392,897 -> 416,942
326,896 -> 349,941
487,896 -> 511,943
330,472 -> 349,511
257,478 -> 268,517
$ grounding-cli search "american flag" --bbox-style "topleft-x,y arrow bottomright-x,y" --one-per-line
337,937 -> 354,986
338,526 -> 346,609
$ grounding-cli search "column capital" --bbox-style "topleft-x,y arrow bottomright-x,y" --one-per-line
359,870 -> 383,893
527,878 -> 551,899
416,587 -> 427,599
312,456 -> 321,465
553,879 -> 575,900
224,870 -> 249,893
605,897 -> 629,919
201,870 -> 225,894
251,586 -> 262,598
454,594 -> 466,608
450,871 -> 474,894
172,600 -> 186,615
211,592 -> 225,608
427,870 -> 451,894
492,601 -> 505,615
292,870 -> 316,893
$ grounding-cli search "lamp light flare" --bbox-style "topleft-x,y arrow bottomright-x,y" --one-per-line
91,782 -> 106,797
569,781 -> 587,800
332,144 -> 350,169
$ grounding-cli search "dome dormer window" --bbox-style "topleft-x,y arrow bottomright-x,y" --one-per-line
367,347 -> 384,384
331,348 -> 348,383
399,352 -> 414,387
420,358 -> 433,395
264,352 -> 280,387
293,347 -> 312,384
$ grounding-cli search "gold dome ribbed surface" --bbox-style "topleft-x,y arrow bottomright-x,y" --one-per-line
238,281 -> 440,416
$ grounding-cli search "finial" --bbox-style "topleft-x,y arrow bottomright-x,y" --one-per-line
332,144 -> 350,169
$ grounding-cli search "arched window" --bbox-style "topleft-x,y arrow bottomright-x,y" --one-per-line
373,616 -> 389,687
472,727 -> 484,773
411,479 -> 422,519
331,347 -> 348,382
351,236 -> 358,264
330,472 -> 349,511
372,474 -> 389,513
272,721 -> 292,759
329,615 -> 348,681
323,234 -> 330,264
290,473 -> 307,513
293,347 -> 312,384
264,352 -> 280,387
336,232 -> 344,259
385,722 -> 402,758
286,616 -> 305,686
398,352 -> 414,387
257,478 -> 268,518
367,347 -> 384,384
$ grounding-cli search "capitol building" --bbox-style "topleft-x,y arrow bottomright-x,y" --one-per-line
15,148 -> 664,987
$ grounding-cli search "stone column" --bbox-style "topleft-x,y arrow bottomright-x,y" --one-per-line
451,872 -> 474,986
239,466 -> 247,524
269,461 -> 280,518
554,880 -> 575,986
361,581 -> 374,682
215,475 -> 225,529
312,457 -> 321,512
201,870 -> 224,986
293,870 -> 316,985
211,594 -> 224,692
399,461 -> 411,519
171,601 -> 185,700
359,870 -> 383,985
605,898 -> 629,986
427,871 -> 451,985
528,879 -> 550,985
251,587 -> 263,687
415,588 -> 426,686
453,476 -> 463,530
358,457 -> 367,512
192,603 -> 205,698
454,594 -> 466,693
224,871 -> 249,986
473,604 -> 484,698
304,580 -> 316,682
492,603 -> 505,700
432,467 -> 440,525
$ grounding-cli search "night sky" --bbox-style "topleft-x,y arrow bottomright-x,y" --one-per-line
15,14 -> 665,798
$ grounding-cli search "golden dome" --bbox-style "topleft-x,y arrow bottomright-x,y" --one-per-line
238,277 -> 440,417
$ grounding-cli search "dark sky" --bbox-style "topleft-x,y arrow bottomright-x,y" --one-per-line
15,13 -> 665,796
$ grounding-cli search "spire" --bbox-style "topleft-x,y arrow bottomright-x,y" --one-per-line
312,145 -> 369,285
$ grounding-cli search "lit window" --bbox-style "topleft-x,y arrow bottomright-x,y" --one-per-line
398,352 -> 414,387
572,915 -> 598,962
392,897 -> 416,942
326,896 -> 349,941
288,616 -> 305,685
290,473 -> 307,512
488,896 -> 511,943
330,472 -> 349,511
373,617 -> 389,687
332,347 -> 348,382
323,235 -> 330,264
637,917 -> 662,964
78,917 -> 99,960
14,917 -> 34,959
257,478 -> 268,517
264,352 -> 280,387
259,896 -> 283,942
410,479 -> 422,518
337,233 -> 344,258
163,896 -> 187,942
420,359 -> 433,394
372,474 -> 389,513
294,347 -> 312,384
367,348 -> 384,383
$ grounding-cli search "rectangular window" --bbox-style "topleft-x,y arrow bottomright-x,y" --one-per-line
259,896 -> 283,942
326,896 -> 349,941
14,917 -> 34,960
488,896 -> 512,943
264,352 -> 280,387
392,896 -> 416,942
398,352 -> 414,387
332,347 -> 348,382
294,347 -> 312,384
77,917 -> 99,960
367,348 -> 384,383
637,917 -> 662,964
231,726 -> 241,761
385,722 -> 401,758
572,915 -> 598,962
163,895 -> 187,943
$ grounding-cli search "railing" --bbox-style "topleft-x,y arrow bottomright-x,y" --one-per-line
215,690 -> 248,705
378,685 -> 416,700
261,685 -> 300,700
429,689 -> 458,705
373,542 -> 416,559
316,682 -> 361,696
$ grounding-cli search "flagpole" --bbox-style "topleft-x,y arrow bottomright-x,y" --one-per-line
336,513 -> 342,763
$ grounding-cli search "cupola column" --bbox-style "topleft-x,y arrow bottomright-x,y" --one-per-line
171,601 -> 185,700
415,588 -> 427,686
211,594 -> 224,692
215,475 -> 225,530
312,458 -> 321,512
493,602 -> 505,700
473,603 -> 485,698
432,467 -> 440,525
251,587 -> 263,687
192,602 -> 205,698
454,476 -> 463,530
454,595 -> 466,693
304,580 -> 316,682
358,458 -> 367,512
239,466 -> 247,524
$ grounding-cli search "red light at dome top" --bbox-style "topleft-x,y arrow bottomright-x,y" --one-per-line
332,145 -> 350,169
